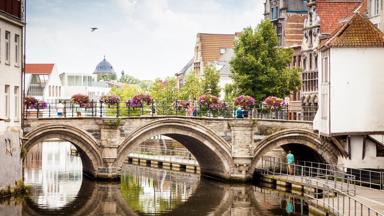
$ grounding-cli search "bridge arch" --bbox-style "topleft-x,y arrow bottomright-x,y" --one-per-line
116,118 -> 234,180
249,129 -> 343,172
23,124 -> 103,178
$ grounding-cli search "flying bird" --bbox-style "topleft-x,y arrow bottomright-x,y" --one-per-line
91,27 -> 98,32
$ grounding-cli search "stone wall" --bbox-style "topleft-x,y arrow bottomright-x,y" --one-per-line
0,125 -> 22,194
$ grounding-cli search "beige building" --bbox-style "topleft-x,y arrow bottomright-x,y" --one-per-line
0,0 -> 25,193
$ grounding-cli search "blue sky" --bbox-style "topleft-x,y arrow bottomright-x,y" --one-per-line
27,0 -> 264,80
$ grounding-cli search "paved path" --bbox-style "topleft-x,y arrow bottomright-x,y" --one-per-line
266,175 -> 384,215
127,153 -> 199,166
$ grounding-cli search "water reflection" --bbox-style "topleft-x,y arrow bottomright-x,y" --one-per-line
13,141 -> 312,215
24,141 -> 82,209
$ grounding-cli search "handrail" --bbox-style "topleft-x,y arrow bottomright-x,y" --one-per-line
305,178 -> 384,216
261,156 -> 384,216
23,100 -> 317,121
295,158 -> 384,190
261,156 -> 356,195
263,156 -> 384,190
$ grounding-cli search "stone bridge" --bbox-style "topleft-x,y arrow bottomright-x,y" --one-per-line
23,117 -> 347,181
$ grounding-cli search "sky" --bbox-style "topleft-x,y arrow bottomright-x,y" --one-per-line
26,0 -> 264,80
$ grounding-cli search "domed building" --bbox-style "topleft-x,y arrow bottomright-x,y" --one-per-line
93,56 -> 117,81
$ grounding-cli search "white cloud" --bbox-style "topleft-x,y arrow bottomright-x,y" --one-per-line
27,0 -> 264,80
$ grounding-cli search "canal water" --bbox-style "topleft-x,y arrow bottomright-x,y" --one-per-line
0,141 -> 310,215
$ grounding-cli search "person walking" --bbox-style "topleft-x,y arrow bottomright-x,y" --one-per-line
57,100 -> 64,117
287,150 -> 295,175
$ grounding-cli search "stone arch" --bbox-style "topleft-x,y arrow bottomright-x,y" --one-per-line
249,129 -> 343,172
116,118 -> 234,180
23,124 -> 103,178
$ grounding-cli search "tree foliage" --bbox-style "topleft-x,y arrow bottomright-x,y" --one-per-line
120,74 -> 141,84
110,84 -> 142,102
230,20 -> 301,101
201,65 -> 221,97
149,77 -> 178,102
179,72 -> 202,100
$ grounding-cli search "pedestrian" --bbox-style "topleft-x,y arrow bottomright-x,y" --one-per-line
235,106 -> 243,118
188,102 -> 195,117
287,150 -> 295,174
57,100 -> 64,117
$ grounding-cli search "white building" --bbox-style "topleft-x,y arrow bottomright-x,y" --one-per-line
0,0 -> 24,192
368,0 -> 384,30
317,13 -> 384,168
59,72 -> 110,101
25,63 -> 62,103
209,48 -> 234,99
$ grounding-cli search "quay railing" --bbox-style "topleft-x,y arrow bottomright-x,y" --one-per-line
296,159 -> 384,190
23,100 -> 317,121
306,179 -> 383,216
261,157 -> 384,216
261,156 -> 357,195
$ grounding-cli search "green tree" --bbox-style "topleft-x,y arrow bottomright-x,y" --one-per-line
224,83 -> 238,103
230,20 -> 301,101
110,84 -> 142,102
149,77 -> 178,102
201,65 -> 221,97
179,72 -> 202,100
97,73 -> 117,81
120,74 -> 141,84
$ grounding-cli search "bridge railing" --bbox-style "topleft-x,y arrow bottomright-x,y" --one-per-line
24,100 -> 317,121
296,159 -> 384,190
261,156 -> 357,196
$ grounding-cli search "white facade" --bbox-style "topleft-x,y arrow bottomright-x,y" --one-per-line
319,48 -> 384,136
0,7 -> 24,191
368,0 -> 384,30
25,64 -> 63,103
60,73 -> 110,101
339,136 -> 384,169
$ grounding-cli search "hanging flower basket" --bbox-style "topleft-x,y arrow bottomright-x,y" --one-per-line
24,96 -> 38,109
234,95 -> 256,110
198,94 -> 224,110
128,94 -> 152,108
71,94 -> 90,108
100,95 -> 120,106
173,100 -> 190,110
263,96 -> 284,110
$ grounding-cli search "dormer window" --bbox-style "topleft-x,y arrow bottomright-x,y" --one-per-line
220,48 -> 226,55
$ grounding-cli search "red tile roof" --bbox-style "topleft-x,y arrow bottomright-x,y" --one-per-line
322,13 -> 384,48
25,64 -> 54,75
198,33 -> 235,65
317,0 -> 362,34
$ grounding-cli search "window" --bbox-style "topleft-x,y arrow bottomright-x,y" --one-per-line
315,55 -> 318,69
220,48 -> 226,55
58,86 -> 61,97
14,86 -> 19,121
49,86 -> 52,97
15,34 -> 20,66
5,31 -> 10,64
303,58 -> 307,70
322,57 -> 329,83
5,85 -> 10,118
309,53 -> 312,70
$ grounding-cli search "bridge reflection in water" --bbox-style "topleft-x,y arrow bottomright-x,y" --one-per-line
17,141 -> 311,215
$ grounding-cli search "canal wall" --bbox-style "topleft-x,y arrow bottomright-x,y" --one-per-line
0,124 -> 23,197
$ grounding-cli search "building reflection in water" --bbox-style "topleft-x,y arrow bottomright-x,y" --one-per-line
23,140 -> 82,209
120,165 -> 199,215
19,140 -> 310,215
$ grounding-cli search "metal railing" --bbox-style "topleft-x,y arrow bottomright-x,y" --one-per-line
296,160 -> 384,190
24,100 -> 317,121
261,156 -> 356,195
261,157 -> 384,216
306,179 -> 383,216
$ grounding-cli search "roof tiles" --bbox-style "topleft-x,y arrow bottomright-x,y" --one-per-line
25,64 -> 54,75
322,13 -> 384,48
